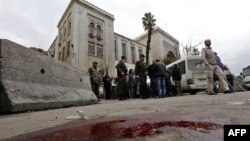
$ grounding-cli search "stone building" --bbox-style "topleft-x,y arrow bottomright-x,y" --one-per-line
49,0 -> 115,75
135,26 -> 180,61
114,33 -> 146,71
49,0 -> 179,76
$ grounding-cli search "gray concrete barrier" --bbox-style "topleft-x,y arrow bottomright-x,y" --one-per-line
0,39 -> 98,112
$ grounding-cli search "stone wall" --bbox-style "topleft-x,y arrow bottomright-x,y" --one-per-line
0,39 -> 98,112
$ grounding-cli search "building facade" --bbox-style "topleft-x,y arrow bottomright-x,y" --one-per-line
49,0 -> 179,76
135,27 -> 180,61
114,33 -> 146,71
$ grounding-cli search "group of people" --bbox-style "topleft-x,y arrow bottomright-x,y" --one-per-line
88,54 -> 183,101
115,54 -> 184,100
88,38 -> 237,101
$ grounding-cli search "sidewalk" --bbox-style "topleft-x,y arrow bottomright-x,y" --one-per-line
1,91 -> 250,140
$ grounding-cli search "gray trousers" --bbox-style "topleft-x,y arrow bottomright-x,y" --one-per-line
206,64 -> 229,92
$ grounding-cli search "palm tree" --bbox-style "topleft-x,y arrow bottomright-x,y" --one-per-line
142,12 -> 156,65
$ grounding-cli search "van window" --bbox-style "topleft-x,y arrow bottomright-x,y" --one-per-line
188,59 -> 204,70
179,61 -> 186,74
243,67 -> 250,76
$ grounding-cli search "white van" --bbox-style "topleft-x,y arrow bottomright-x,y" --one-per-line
242,65 -> 250,90
166,56 -> 207,95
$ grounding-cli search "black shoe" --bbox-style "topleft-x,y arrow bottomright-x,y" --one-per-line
224,90 -> 232,94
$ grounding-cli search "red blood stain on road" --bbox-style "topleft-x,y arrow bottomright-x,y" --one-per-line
9,118 -> 222,141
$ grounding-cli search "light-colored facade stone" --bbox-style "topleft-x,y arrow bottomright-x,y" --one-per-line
114,33 -> 146,71
135,27 -> 180,61
52,0 -> 115,75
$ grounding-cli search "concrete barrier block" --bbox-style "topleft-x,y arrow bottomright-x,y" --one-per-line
0,39 -> 98,112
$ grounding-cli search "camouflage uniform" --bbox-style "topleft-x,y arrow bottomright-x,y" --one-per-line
172,66 -> 182,95
174,80 -> 181,95
88,67 -> 102,99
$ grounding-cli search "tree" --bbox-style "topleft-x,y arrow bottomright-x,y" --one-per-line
191,47 -> 200,55
163,51 -> 177,65
181,41 -> 202,57
142,12 -> 156,65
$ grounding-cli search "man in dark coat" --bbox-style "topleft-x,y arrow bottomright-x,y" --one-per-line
165,68 -> 173,96
102,72 -> 112,100
135,54 -> 148,99
148,60 -> 156,97
128,69 -> 139,98
172,64 -> 182,95
153,59 -> 167,98
115,56 -> 129,100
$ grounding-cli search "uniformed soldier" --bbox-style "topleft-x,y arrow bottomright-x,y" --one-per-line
88,61 -> 103,100
116,56 -> 129,100
201,39 -> 231,95
135,54 -> 148,99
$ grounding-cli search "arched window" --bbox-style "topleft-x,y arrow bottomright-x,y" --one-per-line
88,22 -> 95,38
96,25 -> 102,40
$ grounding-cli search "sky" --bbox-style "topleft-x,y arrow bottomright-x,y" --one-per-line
0,0 -> 250,75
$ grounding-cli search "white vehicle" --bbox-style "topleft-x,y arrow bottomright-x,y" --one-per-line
242,65 -> 250,90
166,56 -> 207,95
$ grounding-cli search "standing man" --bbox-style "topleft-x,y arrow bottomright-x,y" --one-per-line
165,68 -> 172,97
88,61 -> 102,100
153,59 -> 167,98
128,69 -> 139,98
135,54 -> 148,99
148,60 -> 156,97
116,56 -> 129,100
201,39 -> 231,95
172,64 -> 182,95
102,72 -> 112,100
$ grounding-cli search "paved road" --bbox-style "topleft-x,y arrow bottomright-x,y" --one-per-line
1,91 -> 250,140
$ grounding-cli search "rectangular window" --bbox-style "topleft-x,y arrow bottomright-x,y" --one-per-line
63,22 -> 66,40
59,52 -> 61,60
122,43 -> 126,57
138,48 -> 143,56
67,41 -> 70,57
59,27 -> 62,43
178,61 -> 186,74
114,39 -> 118,60
131,46 -> 135,64
97,45 -> 103,57
188,59 -> 204,70
62,47 -> 65,61
68,19 -> 71,36
88,42 -> 95,56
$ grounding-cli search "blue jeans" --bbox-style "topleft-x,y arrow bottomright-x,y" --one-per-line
156,77 -> 166,97
150,77 -> 157,97
165,79 -> 172,96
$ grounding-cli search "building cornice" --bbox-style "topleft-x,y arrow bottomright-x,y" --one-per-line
114,32 -> 146,48
57,1 -> 74,28
57,0 -> 114,27
134,26 -> 179,45
48,36 -> 58,51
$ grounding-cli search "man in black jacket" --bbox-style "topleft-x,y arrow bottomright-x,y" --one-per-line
116,56 -> 129,100
153,59 -> 167,98
148,60 -> 156,97
102,72 -> 112,100
172,64 -> 182,95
